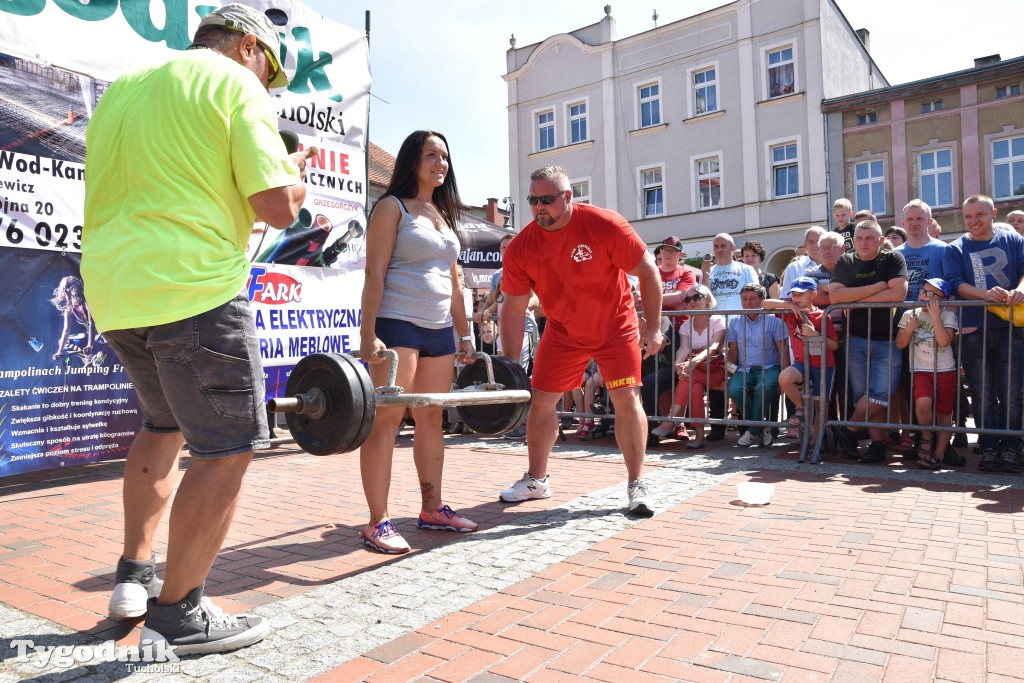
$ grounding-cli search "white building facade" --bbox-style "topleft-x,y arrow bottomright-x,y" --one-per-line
504,0 -> 886,272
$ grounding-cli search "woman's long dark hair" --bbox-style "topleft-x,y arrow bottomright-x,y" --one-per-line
377,130 -> 465,230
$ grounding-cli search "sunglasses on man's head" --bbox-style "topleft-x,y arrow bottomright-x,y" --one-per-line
526,192 -> 565,206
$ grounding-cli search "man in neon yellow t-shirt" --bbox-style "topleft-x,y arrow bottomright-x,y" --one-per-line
81,4 -> 314,655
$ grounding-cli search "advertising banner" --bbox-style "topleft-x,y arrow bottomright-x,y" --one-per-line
456,215 -> 515,290
0,249 -> 141,476
247,263 -> 363,399
0,1 -> 370,476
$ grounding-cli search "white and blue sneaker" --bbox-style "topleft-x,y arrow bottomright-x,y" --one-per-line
627,480 -> 654,517
499,472 -> 550,501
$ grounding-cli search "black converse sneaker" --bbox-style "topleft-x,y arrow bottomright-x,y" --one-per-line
140,585 -> 269,655
108,556 -> 163,619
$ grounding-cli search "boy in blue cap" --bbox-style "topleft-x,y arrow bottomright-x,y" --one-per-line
895,278 -> 962,469
763,276 -> 838,441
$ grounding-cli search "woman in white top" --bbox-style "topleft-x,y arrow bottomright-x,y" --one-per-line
649,284 -> 726,448
359,130 -> 477,554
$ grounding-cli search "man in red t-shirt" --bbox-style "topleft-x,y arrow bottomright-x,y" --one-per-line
498,166 -> 663,516
657,236 -> 698,319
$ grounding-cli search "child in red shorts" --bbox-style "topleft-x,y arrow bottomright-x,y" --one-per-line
895,278 -> 958,469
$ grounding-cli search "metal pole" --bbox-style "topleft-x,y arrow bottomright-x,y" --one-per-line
364,10 -> 371,219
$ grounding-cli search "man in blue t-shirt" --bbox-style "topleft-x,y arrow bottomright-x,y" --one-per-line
896,200 -> 961,462
897,199 -> 947,301
944,194 -> 1024,472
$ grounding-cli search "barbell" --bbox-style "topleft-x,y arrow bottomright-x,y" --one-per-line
267,350 -> 531,455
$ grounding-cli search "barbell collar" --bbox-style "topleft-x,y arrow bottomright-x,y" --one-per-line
267,388 -> 328,420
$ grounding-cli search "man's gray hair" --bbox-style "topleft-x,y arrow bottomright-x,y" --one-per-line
804,225 -> 825,241
818,232 -> 842,248
530,166 -> 570,191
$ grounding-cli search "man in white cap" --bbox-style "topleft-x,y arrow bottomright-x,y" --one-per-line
83,4 -> 314,654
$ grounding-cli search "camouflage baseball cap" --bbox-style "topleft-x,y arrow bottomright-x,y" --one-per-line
198,4 -> 288,89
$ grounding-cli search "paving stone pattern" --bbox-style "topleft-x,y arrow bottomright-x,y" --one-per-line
1,432 -> 1023,681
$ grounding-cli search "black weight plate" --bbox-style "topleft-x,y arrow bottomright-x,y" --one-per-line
336,352 -> 376,452
494,356 -> 531,431
455,356 -> 531,434
284,353 -> 375,455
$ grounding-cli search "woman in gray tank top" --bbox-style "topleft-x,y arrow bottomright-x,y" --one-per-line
358,130 -> 478,554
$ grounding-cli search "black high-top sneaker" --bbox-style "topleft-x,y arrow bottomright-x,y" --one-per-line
140,585 -> 269,655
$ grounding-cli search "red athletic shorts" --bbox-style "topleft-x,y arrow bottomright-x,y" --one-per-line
911,370 -> 957,416
531,330 -> 642,394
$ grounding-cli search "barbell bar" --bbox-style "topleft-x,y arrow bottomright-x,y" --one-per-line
267,350 -> 531,455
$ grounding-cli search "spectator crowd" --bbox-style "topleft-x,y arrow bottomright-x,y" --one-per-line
468,193 -> 1024,473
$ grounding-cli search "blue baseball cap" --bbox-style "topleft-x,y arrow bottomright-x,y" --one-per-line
923,277 -> 952,298
789,276 -> 818,293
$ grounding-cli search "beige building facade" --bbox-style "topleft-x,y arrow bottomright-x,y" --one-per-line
823,55 -> 1024,237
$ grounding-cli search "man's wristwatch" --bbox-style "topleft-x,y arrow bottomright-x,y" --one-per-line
457,335 -> 474,343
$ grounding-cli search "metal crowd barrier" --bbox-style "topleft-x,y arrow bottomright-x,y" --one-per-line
496,302 -> 1024,466
806,300 -> 1024,464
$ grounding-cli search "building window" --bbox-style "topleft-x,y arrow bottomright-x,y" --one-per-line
696,157 -> 721,210
855,160 -> 886,214
568,102 -> 587,144
639,83 -> 661,128
571,180 -> 590,204
537,110 -> 554,151
993,135 -> 1024,199
641,167 -> 663,217
857,112 -> 877,125
771,143 -> 798,198
921,99 -> 943,113
767,47 -> 794,98
919,149 -> 953,208
694,68 -> 717,115
996,84 -> 1021,99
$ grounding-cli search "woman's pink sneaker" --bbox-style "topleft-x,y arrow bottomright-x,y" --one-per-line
362,518 -> 411,554
418,504 -> 478,532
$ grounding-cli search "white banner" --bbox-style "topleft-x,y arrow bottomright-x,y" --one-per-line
0,1 -> 371,475
0,0 -> 369,143
0,1 -> 370,264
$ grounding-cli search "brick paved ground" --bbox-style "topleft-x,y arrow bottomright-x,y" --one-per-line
1,427 -> 1023,681
323,470 -> 1024,683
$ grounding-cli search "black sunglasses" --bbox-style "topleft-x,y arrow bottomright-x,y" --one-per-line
684,292 -> 706,303
526,192 -> 565,206
261,46 -> 279,85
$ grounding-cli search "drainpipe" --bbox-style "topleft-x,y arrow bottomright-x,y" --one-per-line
823,111 -> 831,218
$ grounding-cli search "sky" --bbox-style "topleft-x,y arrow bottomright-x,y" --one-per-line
303,0 -> 1022,208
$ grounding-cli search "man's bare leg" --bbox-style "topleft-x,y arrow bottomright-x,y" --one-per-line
524,389 -> 562,479
609,386 -> 646,481
157,452 -> 253,603
122,430 -> 183,561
